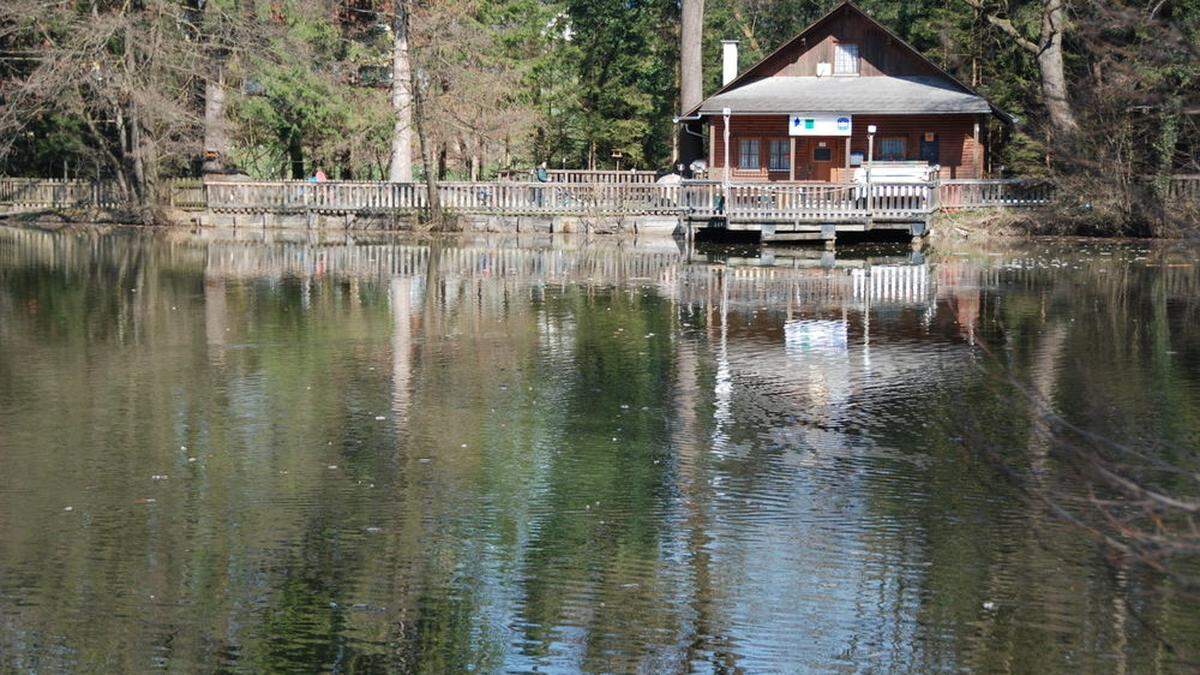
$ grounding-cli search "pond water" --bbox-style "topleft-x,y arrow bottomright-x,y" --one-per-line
1,225 -> 1198,672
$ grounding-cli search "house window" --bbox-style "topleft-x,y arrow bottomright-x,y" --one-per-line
768,139 -> 790,171
879,137 -> 907,161
813,146 -> 833,162
738,138 -> 761,170
834,43 -> 859,74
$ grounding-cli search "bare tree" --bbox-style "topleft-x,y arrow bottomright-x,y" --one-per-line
388,0 -> 414,182
963,0 -> 1078,136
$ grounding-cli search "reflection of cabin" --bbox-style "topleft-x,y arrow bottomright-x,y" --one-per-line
683,1 -> 1009,183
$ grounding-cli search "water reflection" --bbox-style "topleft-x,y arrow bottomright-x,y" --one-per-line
0,225 -> 1198,671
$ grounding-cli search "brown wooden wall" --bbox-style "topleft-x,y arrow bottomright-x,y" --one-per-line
739,5 -> 945,83
708,113 -> 985,181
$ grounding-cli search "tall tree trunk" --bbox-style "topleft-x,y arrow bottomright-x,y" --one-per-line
288,134 -> 305,179
680,0 -> 703,111
962,0 -> 1077,137
1038,0 -> 1077,136
388,0 -> 414,182
410,62 -> 442,226
678,0 -> 704,168
129,102 -> 151,206
202,66 -> 230,174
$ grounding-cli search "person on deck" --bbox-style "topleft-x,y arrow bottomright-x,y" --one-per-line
314,169 -> 327,182
532,162 -> 548,207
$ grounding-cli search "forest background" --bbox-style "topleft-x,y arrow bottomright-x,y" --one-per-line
0,0 -> 1197,232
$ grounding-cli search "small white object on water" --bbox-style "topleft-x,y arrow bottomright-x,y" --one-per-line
180,445 -> 187,451
327,465 -> 338,470
64,506 -> 73,512
461,443 -> 468,448
375,415 -> 386,420
151,475 -> 168,480
983,601 -> 996,610
187,457 -> 197,463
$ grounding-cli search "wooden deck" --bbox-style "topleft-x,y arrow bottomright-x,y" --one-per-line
0,174 -> 1095,239
199,179 -> 942,226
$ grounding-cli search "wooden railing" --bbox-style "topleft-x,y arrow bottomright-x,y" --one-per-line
497,169 -> 660,184
0,177 -> 124,209
1168,175 -> 1200,201
4,176 -> 1080,223
938,179 -> 1053,209
204,180 -> 683,215
718,182 -> 933,221
166,179 -> 206,209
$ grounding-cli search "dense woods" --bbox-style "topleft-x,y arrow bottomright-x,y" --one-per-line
0,0 -> 1197,230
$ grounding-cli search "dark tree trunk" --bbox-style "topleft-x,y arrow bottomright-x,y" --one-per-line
288,135 -> 305,179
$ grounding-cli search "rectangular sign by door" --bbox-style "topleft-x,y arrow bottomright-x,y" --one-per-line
789,113 -> 852,137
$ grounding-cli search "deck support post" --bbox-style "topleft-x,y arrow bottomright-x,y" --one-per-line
973,118 -> 982,178
788,137 -> 796,182
910,220 -> 927,250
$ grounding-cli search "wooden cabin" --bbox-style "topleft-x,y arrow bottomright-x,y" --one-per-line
681,1 -> 1010,183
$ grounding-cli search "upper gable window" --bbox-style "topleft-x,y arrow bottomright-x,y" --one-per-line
834,43 -> 859,75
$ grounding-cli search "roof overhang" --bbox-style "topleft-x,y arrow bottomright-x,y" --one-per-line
697,76 -> 993,117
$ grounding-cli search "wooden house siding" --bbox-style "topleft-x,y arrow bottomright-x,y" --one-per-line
709,113 -> 985,181
753,12 -> 941,81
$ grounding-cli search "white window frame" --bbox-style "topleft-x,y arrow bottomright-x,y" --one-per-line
834,43 -> 859,75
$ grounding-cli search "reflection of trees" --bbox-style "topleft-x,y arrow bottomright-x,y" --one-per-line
3,227 -> 1200,670
914,247 -> 1200,670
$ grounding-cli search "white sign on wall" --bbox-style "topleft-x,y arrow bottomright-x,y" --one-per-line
789,113 -> 852,137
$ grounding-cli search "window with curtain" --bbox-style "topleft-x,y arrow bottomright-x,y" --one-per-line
834,43 -> 859,74
879,137 -> 907,161
768,139 -> 790,171
738,139 -> 760,170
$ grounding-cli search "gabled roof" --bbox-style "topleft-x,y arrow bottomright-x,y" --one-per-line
686,1 -> 1012,122
698,75 -> 993,115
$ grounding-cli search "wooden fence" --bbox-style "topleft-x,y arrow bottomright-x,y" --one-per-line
937,179 -> 1053,209
204,180 -> 684,215
24,174 -> 1189,224
0,177 -> 124,209
199,179 -> 937,221
497,169 -> 660,184
165,179 -> 206,209
1168,175 -> 1200,201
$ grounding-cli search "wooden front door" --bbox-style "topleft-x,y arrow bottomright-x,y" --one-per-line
794,138 -> 845,182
